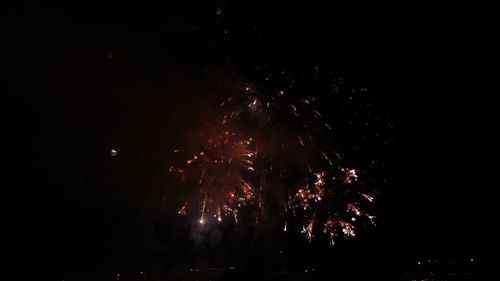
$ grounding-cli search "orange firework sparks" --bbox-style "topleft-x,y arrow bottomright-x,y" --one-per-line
169,82 -> 375,245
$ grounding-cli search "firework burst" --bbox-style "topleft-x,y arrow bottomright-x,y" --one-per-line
170,82 -> 375,245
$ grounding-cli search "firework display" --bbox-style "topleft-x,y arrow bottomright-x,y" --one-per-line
170,82 -> 375,246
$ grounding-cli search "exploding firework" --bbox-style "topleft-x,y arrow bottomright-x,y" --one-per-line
170,82 -> 375,245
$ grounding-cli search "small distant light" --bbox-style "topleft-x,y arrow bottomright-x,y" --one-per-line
417,261 -> 421,265
470,258 -> 474,262
304,269 -> 308,273
199,219 -> 204,224
110,149 -> 118,156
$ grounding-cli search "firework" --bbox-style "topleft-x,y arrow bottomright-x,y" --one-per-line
170,82 -> 375,245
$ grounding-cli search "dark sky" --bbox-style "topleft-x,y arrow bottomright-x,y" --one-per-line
3,1 -> 496,280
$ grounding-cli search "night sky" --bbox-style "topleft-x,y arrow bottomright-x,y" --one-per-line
3,1 -> 496,280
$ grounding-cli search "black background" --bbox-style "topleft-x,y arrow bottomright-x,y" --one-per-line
3,1 -> 496,280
